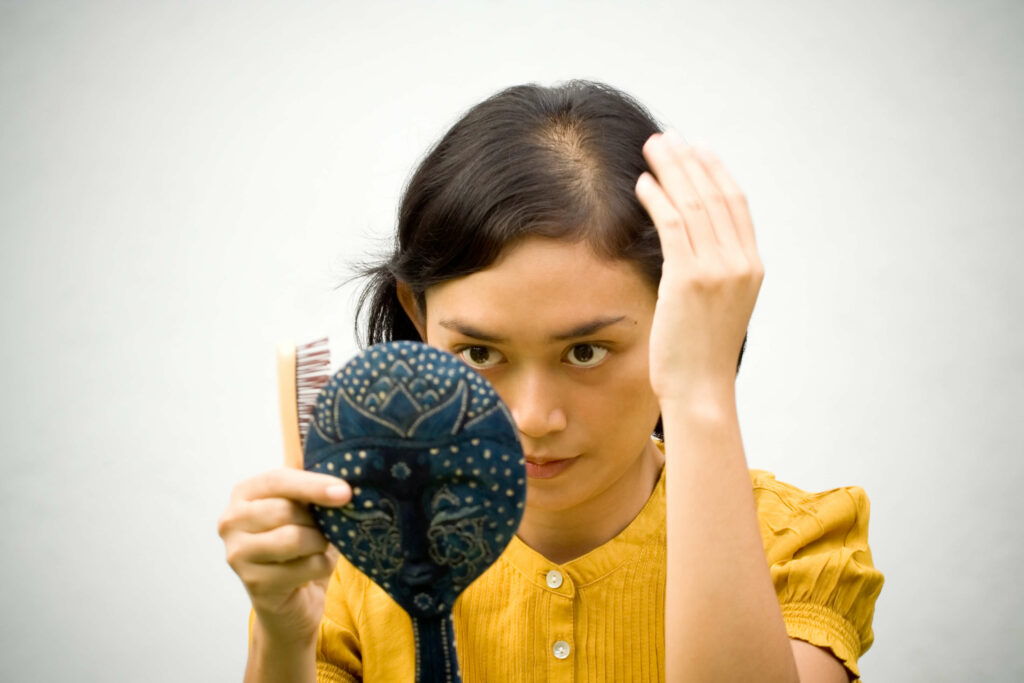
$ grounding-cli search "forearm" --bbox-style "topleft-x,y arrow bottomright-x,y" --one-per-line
662,384 -> 798,682
244,619 -> 318,683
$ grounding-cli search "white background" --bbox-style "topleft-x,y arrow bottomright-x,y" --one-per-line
1,1 -> 1021,680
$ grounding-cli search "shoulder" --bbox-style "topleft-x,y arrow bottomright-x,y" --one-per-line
749,470 -> 873,561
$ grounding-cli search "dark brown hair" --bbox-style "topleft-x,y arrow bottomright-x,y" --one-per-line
356,80 -> 666,341
354,80 -> 746,434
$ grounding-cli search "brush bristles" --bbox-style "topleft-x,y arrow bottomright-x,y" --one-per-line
296,337 -> 331,447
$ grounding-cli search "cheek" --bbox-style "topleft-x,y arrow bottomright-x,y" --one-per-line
577,352 -> 660,434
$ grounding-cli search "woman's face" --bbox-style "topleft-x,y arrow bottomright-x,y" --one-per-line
413,236 -> 662,513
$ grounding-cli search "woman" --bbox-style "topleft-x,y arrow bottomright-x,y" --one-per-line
218,81 -> 883,682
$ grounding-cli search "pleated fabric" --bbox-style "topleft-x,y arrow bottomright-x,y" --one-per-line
270,462 -> 884,682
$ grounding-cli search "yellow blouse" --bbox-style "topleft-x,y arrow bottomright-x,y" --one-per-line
299,465 -> 883,682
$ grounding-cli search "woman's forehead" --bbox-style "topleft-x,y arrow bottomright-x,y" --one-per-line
423,237 -> 655,334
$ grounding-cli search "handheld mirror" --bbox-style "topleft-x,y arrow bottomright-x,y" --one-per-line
303,340 -> 526,683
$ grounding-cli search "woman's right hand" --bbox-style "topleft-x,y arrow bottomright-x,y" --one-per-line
218,468 -> 351,646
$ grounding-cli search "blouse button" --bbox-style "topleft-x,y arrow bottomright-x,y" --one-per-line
546,570 -> 563,589
552,640 -> 571,659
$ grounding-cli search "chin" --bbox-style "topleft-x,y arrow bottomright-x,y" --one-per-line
524,470 -> 615,514
523,482 -> 582,513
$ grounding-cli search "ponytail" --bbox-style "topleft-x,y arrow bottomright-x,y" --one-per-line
354,263 -> 423,347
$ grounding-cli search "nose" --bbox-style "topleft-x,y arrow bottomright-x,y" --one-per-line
507,367 -> 567,439
400,560 -> 439,587
397,495 -> 438,587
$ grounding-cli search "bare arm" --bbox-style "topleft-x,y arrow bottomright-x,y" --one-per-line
792,640 -> 851,682
660,388 -> 797,681
637,132 -> 847,681
244,620 -> 318,683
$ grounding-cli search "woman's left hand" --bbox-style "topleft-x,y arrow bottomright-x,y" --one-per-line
634,130 -> 764,404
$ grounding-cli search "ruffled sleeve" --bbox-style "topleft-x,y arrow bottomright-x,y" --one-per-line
751,470 -> 884,680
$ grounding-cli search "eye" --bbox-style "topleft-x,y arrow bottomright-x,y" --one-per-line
564,343 -> 608,368
457,345 -> 505,369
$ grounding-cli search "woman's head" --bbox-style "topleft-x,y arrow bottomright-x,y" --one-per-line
355,80 -> 747,444
357,80 -> 663,345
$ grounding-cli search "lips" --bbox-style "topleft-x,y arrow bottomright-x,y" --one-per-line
524,455 -> 579,479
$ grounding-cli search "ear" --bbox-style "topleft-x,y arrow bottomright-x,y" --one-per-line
396,280 -> 428,341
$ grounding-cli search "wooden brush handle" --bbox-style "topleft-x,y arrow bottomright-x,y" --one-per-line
276,341 -> 303,469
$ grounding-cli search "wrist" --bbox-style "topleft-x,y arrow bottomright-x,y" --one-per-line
252,614 -> 319,652
656,377 -> 737,414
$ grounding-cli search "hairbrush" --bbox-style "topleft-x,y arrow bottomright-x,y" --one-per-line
303,340 -> 526,683
276,338 -> 331,468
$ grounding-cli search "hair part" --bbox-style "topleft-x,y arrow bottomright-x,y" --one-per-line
353,80 -> 747,437
356,80 -> 665,344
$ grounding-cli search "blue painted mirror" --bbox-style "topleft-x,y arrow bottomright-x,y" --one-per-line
304,341 -> 526,682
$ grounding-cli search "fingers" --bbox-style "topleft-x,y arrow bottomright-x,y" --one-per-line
238,524 -> 330,564
220,477 -> 335,589
220,503 -> 330,568
218,468 -> 348,581
641,131 -> 718,255
635,171 -> 695,259
692,147 -> 761,266
233,467 -> 351,507
219,469 -> 346,542
244,552 -> 338,598
233,497 -> 317,534
638,131 -> 754,266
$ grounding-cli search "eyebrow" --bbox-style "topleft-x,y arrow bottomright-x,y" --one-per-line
438,315 -> 628,343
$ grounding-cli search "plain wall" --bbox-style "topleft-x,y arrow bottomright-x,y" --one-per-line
1,1 -> 1021,680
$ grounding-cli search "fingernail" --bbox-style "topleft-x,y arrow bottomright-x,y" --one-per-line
326,484 -> 350,501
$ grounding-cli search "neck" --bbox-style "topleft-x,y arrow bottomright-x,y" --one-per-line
516,439 -> 665,564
